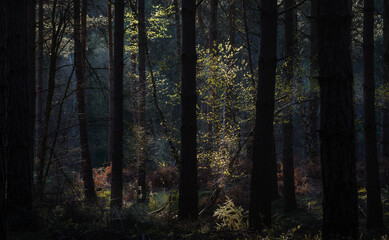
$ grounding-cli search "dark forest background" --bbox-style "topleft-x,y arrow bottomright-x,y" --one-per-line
1,0 -> 389,239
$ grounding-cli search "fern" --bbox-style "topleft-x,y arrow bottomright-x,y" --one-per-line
213,197 -> 247,230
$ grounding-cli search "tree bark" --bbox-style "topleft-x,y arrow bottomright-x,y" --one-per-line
249,0 -> 278,230
174,0 -> 182,84
242,0 -> 254,87
382,0 -> 389,185
28,0 -> 36,177
108,0 -> 114,170
6,0 -> 33,226
74,0 -> 97,202
282,0 -> 297,213
110,0 -> 124,209
363,0 -> 383,229
0,1 -> 7,237
37,0 -> 60,196
137,0 -> 147,203
179,0 -> 198,219
36,0 -> 44,181
307,0 -> 319,160
317,0 -> 359,238
130,1 -> 138,124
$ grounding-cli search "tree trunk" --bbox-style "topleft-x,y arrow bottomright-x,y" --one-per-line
317,0 -> 359,238
137,0 -> 147,203
282,0 -> 297,213
0,1 -> 7,237
108,0 -> 113,88
36,0 -> 44,181
110,0 -> 124,209
308,0 -> 319,161
382,0 -> 389,185
108,0 -> 114,169
249,0 -> 278,230
363,0 -> 383,230
271,134 -> 279,200
28,0 -> 36,178
130,1 -> 138,124
6,0 -> 33,226
174,0 -> 182,84
242,0 -> 254,86
179,0 -> 198,219
74,0 -> 97,202
37,0 -> 59,196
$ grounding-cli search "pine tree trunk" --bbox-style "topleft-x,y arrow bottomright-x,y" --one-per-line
242,0 -> 254,85
130,1 -> 138,124
37,0 -> 60,196
179,0 -> 198,219
282,0 -> 297,213
317,0 -> 359,238
110,0 -> 124,209
308,0 -> 319,161
36,0 -> 44,182
28,0 -> 36,177
108,0 -> 114,168
137,0 -> 147,203
0,1 -> 8,237
249,0 -> 278,230
382,0 -> 389,185
363,0 -> 383,229
74,0 -> 97,202
174,0 -> 182,84
6,0 -> 33,227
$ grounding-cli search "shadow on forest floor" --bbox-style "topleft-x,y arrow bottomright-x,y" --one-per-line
7,189 -> 389,240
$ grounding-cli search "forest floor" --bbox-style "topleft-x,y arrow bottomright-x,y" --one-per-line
7,188 -> 389,240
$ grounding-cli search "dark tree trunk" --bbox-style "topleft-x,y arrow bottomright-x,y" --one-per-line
249,0 -> 277,230
81,0 -> 97,202
36,0 -> 44,180
28,0 -> 36,176
6,0 -> 33,225
130,1 -> 138,124
308,0 -> 319,160
137,0 -> 147,203
317,0 -> 359,238
363,0 -> 383,230
282,0 -> 297,213
74,0 -> 97,202
108,0 -> 115,170
179,0 -> 198,219
271,134 -> 279,200
110,0 -> 124,209
174,0 -> 182,84
382,0 -> 389,184
0,1 -> 7,238
108,1 -> 113,89
242,0 -> 254,86
37,0 -> 59,196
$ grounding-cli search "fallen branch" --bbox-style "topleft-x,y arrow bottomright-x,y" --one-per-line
148,204 -> 169,215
